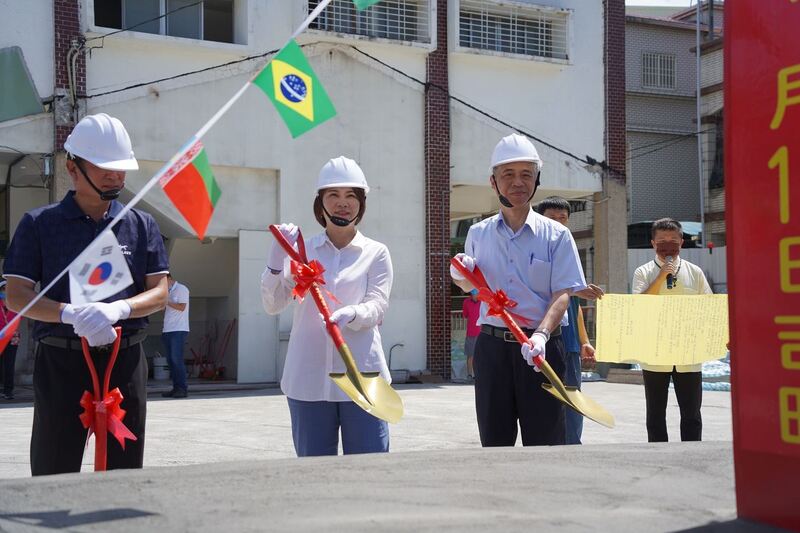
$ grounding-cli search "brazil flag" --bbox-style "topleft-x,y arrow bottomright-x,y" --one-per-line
252,40 -> 337,138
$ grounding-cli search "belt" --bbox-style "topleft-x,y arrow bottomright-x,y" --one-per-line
38,331 -> 147,352
480,324 -> 561,343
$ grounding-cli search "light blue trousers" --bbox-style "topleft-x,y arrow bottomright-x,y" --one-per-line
287,397 -> 390,457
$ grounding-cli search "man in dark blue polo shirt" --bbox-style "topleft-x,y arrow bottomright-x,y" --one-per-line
3,113 -> 169,475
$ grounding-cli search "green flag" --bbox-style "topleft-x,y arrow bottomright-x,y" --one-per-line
353,0 -> 381,9
252,40 -> 336,138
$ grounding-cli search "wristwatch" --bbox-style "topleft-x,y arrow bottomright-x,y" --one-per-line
534,327 -> 551,342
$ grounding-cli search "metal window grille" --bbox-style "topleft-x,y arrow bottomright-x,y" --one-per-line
568,200 -> 587,214
309,0 -> 431,44
642,52 -> 676,90
458,0 -> 569,60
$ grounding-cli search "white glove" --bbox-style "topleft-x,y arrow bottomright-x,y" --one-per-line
268,223 -> 300,271
521,332 -> 548,372
84,326 -> 119,347
329,306 -> 357,325
73,300 -> 132,338
450,253 -> 476,281
60,304 -> 81,325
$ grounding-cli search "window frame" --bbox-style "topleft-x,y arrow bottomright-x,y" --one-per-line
641,51 -> 677,91
452,0 -> 572,65
88,0 -> 241,47
304,0 -> 437,51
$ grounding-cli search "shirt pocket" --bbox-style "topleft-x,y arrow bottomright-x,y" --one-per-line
527,258 -> 552,295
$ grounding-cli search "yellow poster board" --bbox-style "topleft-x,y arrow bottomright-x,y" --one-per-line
595,294 -> 729,365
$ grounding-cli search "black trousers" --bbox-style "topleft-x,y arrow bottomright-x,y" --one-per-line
474,332 -> 567,446
2,344 -> 17,395
31,342 -> 148,476
642,368 -> 702,442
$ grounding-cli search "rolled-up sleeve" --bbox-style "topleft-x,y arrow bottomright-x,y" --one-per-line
260,259 -> 295,315
347,245 -> 393,331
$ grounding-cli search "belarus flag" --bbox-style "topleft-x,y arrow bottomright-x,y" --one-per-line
160,141 -> 221,240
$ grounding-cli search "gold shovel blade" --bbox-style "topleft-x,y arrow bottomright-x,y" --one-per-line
542,384 -> 616,428
538,360 -> 615,429
330,372 -> 405,424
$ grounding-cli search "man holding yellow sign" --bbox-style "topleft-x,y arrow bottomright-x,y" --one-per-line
631,218 -> 713,443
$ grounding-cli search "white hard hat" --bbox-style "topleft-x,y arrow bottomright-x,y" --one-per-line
490,133 -> 543,171
64,113 -> 138,171
317,156 -> 370,195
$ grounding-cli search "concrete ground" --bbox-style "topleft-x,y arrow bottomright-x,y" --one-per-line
0,383 -> 781,532
0,382 -> 733,477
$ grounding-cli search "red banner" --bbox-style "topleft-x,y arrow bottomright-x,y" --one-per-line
727,2 -> 800,528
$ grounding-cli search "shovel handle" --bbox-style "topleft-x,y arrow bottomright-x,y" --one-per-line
450,258 -> 543,368
269,225 -> 349,352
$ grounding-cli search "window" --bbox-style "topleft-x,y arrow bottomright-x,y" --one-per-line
568,200 -> 587,214
642,52 -> 676,90
308,0 -> 431,44
94,0 -> 235,44
458,0 -> 569,60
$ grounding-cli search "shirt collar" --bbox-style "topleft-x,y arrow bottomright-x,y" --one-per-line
654,255 -> 681,268
495,208 -> 537,237
311,230 -> 367,251
60,191 -> 123,221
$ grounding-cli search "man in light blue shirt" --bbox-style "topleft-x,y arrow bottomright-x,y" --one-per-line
451,133 -> 588,446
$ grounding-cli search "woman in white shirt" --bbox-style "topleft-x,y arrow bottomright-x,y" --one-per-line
261,156 -> 393,457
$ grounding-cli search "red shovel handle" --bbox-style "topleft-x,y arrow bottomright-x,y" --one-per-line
450,257 -> 543,367
269,225 -> 305,263
269,225 -> 347,350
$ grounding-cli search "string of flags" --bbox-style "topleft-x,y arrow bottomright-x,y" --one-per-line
158,1 -> 378,246
0,0 -> 386,321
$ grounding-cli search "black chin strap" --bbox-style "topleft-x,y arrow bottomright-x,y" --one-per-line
75,161 -> 122,201
322,205 -> 357,227
491,171 -> 541,208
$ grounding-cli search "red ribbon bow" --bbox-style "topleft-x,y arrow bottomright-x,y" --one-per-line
477,287 -> 529,325
79,387 -> 138,450
290,259 -> 327,299
290,259 -> 340,305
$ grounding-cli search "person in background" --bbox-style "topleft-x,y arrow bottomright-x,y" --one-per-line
536,196 -> 602,444
632,218 -> 712,442
0,280 -> 20,400
162,274 -> 190,399
461,289 -> 481,380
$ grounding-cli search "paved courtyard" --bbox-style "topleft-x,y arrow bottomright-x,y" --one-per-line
0,382 -> 733,478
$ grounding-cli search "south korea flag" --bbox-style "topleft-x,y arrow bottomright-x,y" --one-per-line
69,231 -> 134,305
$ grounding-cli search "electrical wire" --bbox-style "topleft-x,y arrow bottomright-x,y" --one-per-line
83,46 -> 283,99
628,128 -> 713,153
77,40 -> 623,177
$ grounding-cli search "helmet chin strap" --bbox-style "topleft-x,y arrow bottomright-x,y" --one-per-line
322,205 -> 357,228
491,171 -> 541,208
75,161 -> 122,201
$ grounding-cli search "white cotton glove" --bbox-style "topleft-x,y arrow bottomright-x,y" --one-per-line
60,304 -> 81,325
329,306 -> 357,326
268,223 -> 300,271
450,253 -> 476,281
84,326 -> 119,347
521,332 -> 548,372
73,300 -> 132,338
